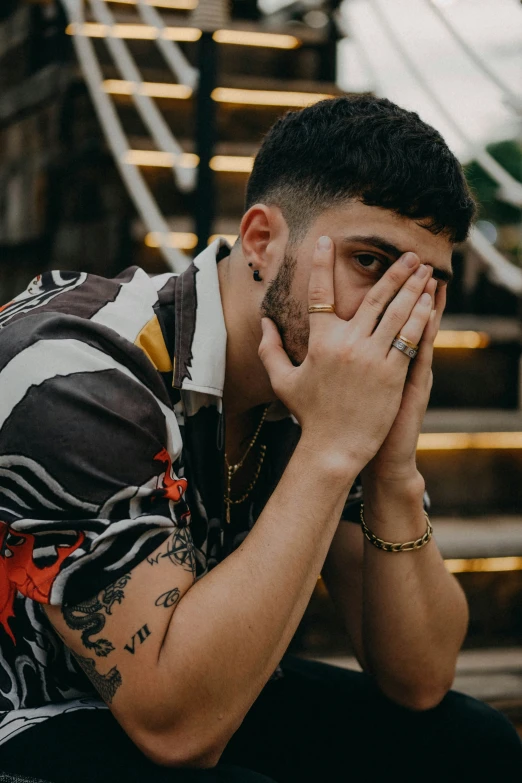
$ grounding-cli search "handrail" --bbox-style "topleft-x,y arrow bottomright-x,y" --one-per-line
468,226 -> 522,297
423,0 -> 522,116
88,0 -> 196,192
369,0 -> 522,209
358,0 -> 522,297
135,0 -> 199,90
61,0 -> 189,272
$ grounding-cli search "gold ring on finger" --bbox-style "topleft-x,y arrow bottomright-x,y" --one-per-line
308,304 -> 335,314
395,334 -> 419,351
391,337 -> 418,359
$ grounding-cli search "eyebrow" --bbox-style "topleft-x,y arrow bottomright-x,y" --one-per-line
343,233 -> 454,284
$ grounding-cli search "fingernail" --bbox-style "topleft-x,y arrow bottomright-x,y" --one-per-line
402,252 -> 419,268
415,264 -> 429,278
420,293 -> 432,305
317,236 -> 332,250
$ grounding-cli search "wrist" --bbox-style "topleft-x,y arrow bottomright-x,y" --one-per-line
362,471 -> 426,536
296,435 -> 360,490
362,469 -> 425,500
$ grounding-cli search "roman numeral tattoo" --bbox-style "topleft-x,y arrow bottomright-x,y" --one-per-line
124,623 -> 151,654
155,588 -> 181,608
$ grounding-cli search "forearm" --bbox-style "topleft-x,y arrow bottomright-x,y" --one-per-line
360,473 -> 468,709
146,440 -> 356,754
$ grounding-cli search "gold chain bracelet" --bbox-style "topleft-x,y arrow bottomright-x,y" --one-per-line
360,504 -> 433,553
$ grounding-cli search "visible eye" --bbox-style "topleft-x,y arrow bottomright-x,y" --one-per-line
354,253 -> 386,272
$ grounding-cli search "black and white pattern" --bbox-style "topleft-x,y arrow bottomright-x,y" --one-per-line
0,239 -> 366,747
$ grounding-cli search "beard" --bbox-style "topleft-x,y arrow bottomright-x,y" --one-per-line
260,251 -> 309,367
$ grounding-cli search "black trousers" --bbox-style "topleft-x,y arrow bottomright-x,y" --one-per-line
2,656 -> 522,783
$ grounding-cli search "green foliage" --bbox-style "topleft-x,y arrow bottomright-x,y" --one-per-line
464,139 -> 522,226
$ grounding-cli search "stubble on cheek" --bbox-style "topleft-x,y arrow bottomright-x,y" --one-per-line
260,253 -> 309,366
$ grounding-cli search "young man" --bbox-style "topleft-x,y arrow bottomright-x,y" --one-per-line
0,96 -> 521,782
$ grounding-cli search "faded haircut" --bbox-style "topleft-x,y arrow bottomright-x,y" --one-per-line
245,95 -> 476,244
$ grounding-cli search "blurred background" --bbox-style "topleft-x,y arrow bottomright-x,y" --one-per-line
0,0 -> 521,729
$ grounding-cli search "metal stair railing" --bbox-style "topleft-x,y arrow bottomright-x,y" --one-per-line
62,0 -> 190,271
366,0 -> 522,298
134,0 -> 198,90
468,225 -> 522,297
368,0 -> 522,210
423,0 -> 522,116
87,0 -> 196,193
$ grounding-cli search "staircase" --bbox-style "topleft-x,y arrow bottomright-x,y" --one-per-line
0,0 -> 522,724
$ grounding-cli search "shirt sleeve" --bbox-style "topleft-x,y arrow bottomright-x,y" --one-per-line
0,313 -> 189,608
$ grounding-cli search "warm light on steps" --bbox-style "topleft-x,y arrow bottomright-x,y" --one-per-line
434,331 -> 490,349
211,87 -> 333,107
210,156 -> 253,172
417,432 -> 522,450
212,30 -> 300,49
67,24 -> 301,48
102,80 -> 334,107
445,557 -> 522,574
67,22 -> 202,40
124,150 -> 252,171
106,0 -> 198,7
124,149 -> 199,167
145,232 -> 197,249
318,557 -> 522,576
104,80 -> 193,99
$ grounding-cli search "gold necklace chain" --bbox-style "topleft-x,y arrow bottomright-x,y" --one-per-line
224,405 -> 269,524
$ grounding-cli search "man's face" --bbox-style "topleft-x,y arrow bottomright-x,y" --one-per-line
261,201 -> 454,365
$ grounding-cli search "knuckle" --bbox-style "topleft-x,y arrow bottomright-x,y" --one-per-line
386,307 -> 404,326
364,294 -> 382,312
385,269 -> 402,288
309,285 -> 331,303
312,253 -> 331,269
404,278 -> 423,295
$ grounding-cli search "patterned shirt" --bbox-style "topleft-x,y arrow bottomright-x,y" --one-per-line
0,239 -> 364,747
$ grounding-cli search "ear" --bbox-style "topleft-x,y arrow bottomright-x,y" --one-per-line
240,204 -> 288,278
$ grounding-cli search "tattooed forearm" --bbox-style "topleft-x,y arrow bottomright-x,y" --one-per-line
124,623 -> 151,654
74,653 -> 122,704
147,528 -> 196,575
155,588 -> 181,608
62,574 -> 131,656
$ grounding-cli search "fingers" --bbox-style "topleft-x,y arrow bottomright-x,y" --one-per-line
258,318 -> 294,393
387,290 -> 432,365
351,252 -> 421,336
411,283 -> 446,369
308,236 -> 337,336
373,263 -> 434,347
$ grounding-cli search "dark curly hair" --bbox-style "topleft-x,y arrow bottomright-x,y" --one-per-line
245,95 -> 476,243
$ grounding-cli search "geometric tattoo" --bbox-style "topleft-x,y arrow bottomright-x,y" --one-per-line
155,587 -> 181,609
74,653 -> 122,704
147,528 -> 196,576
62,574 -> 131,657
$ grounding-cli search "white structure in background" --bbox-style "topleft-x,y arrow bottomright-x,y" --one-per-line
339,0 -> 522,294
62,0 -> 195,271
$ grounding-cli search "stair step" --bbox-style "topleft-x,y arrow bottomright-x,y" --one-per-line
422,410 -> 522,434
440,315 -> 522,344
306,648 -> 522,703
99,11 -> 329,46
433,516 -> 522,559
103,70 -> 341,103
128,136 -> 258,157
